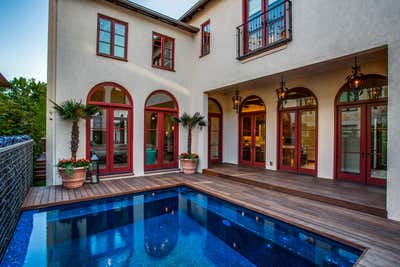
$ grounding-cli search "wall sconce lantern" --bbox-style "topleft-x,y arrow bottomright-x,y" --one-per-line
345,57 -> 365,99
232,90 -> 242,113
90,153 -> 100,184
276,77 -> 289,109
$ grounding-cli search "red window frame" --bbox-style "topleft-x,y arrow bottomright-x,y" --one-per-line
86,82 -> 133,175
152,32 -> 175,71
144,90 -> 179,171
97,14 -> 128,61
200,20 -> 211,57
208,98 -> 223,164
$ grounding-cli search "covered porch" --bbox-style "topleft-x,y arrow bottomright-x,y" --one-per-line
202,46 -> 394,218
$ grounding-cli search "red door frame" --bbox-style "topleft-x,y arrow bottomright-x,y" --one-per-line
86,82 -> 133,175
144,90 -> 179,171
335,102 -> 387,186
278,107 -> 318,176
208,98 -> 223,165
238,95 -> 266,168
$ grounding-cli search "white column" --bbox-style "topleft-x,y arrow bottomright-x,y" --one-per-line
387,42 -> 400,221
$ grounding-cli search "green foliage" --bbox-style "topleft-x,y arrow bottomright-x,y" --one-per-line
173,112 -> 207,155
0,77 -> 46,158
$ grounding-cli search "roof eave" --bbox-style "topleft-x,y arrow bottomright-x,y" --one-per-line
0,73 -> 10,87
106,0 -> 200,33
179,0 -> 211,23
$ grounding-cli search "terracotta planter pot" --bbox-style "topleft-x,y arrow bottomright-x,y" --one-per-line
59,167 -> 86,189
181,159 -> 198,174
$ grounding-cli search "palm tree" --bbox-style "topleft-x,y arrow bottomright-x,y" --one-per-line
173,112 -> 206,155
51,100 -> 98,161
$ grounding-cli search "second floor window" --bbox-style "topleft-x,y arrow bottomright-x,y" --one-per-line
152,32 -> 175,71
201,20 -> 210,56
97,14 -> 128,61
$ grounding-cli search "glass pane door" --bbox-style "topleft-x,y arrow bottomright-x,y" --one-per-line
254,114 -> 266,164
368,104 -> 387,184
112,110 -> 129,171
145,112 -> 159,167
241,115 -> 252,162
209,116 -> 221,162
338,106 -> 363,181
89,108 -> 108,170
300,110 -> 316,171
162,113 -> 177,166
281,111 -> 296,169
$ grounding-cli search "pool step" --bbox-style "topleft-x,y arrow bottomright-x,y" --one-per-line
202,168 -> 387,218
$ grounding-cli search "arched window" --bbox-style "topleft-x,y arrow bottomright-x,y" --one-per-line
144,90 -> 179,170
278,88 -> 317,175
208,98 -> 223,164
335,74 -> 387,186
86,82 -> 133,175
239,95 -> 266,167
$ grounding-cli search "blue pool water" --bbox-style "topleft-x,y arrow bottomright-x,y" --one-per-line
1,186 -> 362,267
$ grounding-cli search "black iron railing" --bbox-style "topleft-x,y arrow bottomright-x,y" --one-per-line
237,0 -> 292,59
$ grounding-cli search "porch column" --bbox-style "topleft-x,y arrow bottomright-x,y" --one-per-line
387,42 -> 400,221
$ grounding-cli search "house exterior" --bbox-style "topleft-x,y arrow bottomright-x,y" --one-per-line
47,0 -> 400,221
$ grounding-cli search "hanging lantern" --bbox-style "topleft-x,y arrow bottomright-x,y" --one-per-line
232,90 -> 242,113
276,77 -> 289,109
345,57 -> 365,99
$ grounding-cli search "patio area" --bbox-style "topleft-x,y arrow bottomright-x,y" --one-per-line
22,172 -> 400,266
204,164 -> 387,217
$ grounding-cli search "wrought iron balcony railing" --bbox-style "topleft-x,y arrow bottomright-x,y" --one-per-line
237,0 -> 292,60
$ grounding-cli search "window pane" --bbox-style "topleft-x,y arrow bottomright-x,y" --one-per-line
146,93 -> 176,109
340,107 -> 361,174
163,114 -> 177,164
115,23 -> 125,36
99,30 -> 111,43
241,96 -> 265,113
282,112 -> 296,167
99,18 -> 111,32
114,35 -> 125,47
208,99 -> 221,114
300,110 -> 316,170
164,59 -> 173,69
164,49 -> 172,59
152,35 -> 162,46
145,112 -> 158,166
114,45 -> 125,58
90,108 -> 107,169
99,42 -> 111,55
165,39 -> 173,50
113,110 -> 129,169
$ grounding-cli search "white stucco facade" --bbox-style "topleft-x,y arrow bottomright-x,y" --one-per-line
48,0 -> 400,220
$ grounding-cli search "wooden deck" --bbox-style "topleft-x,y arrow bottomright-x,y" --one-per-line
204,164 -> 387,217
22,173 -> 400,266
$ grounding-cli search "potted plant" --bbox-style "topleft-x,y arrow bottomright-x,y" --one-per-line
173,112 -> 206,174
51,99 -> 98,189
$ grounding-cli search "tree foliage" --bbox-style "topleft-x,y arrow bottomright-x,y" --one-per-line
0,77 -> 46,158
173,112 -> 206,155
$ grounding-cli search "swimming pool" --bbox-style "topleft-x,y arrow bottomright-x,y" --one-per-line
1,186 -> 362,266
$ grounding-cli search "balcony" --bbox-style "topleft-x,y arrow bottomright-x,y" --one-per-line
237,0 -> 292,60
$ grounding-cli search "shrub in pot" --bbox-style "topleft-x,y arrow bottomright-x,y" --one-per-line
52,100 -> 98,189
173,112 -> 206,174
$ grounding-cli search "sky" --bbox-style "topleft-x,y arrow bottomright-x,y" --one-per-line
0,0 -> 198,83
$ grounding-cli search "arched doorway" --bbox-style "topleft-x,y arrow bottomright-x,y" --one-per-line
86,82 -> 133,175
239,95 -> 266,167
335,74 -> 387,186
208,98 -> 223,164
144,90 -> 179,171
278,88 -> 317,176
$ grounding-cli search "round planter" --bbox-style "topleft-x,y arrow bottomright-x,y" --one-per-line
59,167 -> 86,189
181,159 -> 198,174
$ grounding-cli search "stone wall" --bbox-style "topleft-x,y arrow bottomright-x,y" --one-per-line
0,140 -> 33,259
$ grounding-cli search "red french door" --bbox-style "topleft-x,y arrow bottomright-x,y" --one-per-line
144,111 -> 178,171
88,107 -> 132,175
208,113 -> 222,164
279,109 -> 317,175
239,112 -> 266,167
336,103 -> 387,185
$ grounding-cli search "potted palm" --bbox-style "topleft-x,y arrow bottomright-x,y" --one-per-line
173,112 -> 206,174
51,100 -> 98,189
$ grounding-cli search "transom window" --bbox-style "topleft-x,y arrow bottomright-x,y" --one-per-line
88,83 -> 132,106
97,14 -> 128,61
152,32 -> 175,71
337,74 -> 388,104
201,20 -> 211,57
282,88 -> 317,109
146,92 -> 177,110
240,96 -> 266,113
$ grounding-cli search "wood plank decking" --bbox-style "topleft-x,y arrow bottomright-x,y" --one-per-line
204,164 -> 387,217
22,173 -> 400,267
